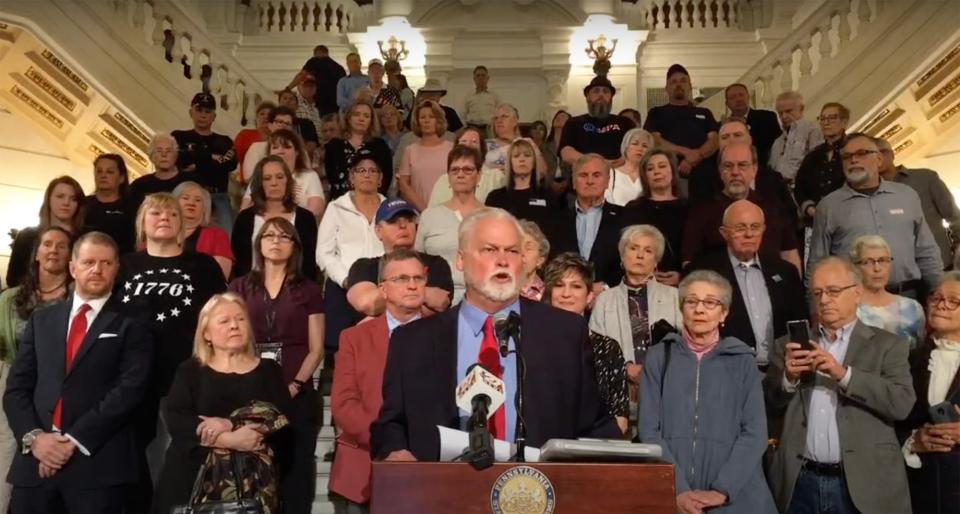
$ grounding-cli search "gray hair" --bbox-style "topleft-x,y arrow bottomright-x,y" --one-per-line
618,224 -> 665,262
936,270 -> 960,290
457,207 -> 523,253
619,128 -> 654,160
172,181 -> 212,226
679,270 -> 733,310
809,256 -> 863,287
519,220 -> 550,260
572,152 -> 608,175
148,132 -> 179,157
775,90 -> 804,105
848,235 -> 891,263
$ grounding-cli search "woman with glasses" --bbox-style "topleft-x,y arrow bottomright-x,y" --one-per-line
415,145 -> 484,304
850,235 -> 925,348
900,271 -> 960,514
228,218 -> 324,514
428,126 -> 503,206
316,150 -> 385,364
640,270 -> 776,514
233,156 -> 319,279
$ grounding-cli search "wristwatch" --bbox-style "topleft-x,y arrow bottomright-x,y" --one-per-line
21,428 -> 42,455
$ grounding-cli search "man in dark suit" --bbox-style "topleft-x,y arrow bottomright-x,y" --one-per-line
764,256 -> 914,514
3,232 -> 152,513
688,199 -> 806,369
555,153 -> 626,290
725,83 -> 782,167
371,208 -> 619,462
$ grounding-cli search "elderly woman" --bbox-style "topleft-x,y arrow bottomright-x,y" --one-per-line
850,235 -> 925,348
606,128 -> 653,206
640,270 -> 776,514
543,252 -> 629,434
625,149 -> 688,285
379,103 -> 406,154
518,220 -> 549,301
174,181 -> 234,280
590,225 -> 682,385
900,271 -> 960,514
154,293 -> 290,514
397,100 -> 454,211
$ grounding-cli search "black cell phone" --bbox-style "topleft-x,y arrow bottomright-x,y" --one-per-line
787,320 -> 813,351
929,401 -> 960,424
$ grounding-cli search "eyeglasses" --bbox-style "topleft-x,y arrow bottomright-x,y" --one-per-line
682,297 -> 724,310
352,167 -> 381,176
727,223 -> 765,235
928,294 -> 960,310
855,257 -> 893,267
810,284 -> 857,299
261,233 -> 294,244
151,149 -> 175,156
818,114 -> 842,123
382,274 -> 427,285
840,149 -> 878,162
449,166 -> 478,176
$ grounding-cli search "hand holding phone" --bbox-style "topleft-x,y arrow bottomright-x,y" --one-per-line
787,320 -> 813,351
784,320 -> 815,382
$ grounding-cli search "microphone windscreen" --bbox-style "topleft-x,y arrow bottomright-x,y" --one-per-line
455,364 -> 505,417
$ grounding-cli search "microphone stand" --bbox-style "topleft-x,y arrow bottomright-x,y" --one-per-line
500,312 -> 527,463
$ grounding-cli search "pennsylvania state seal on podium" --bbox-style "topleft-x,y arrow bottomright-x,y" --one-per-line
490,465 -> 556,514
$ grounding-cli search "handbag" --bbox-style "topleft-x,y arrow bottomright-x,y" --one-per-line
172,451 -> 263,514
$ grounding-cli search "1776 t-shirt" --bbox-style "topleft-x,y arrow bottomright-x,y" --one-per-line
116,251 -> 226,394
558,114 -> 635,160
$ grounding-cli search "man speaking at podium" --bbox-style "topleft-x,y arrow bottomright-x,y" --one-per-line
371,206 -> 620,462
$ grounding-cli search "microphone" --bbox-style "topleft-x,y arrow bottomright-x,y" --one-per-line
454,364 -> 505,470
494,312 -> 520,358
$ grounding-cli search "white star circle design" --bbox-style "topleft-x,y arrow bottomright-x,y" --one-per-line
145,270 -> 154,275
183,298 -> 192,306
156,313 -> 166,322
124,282 -> 131,290
170,308 -> 180,317
133,274 -> 142,280
160,268 -> 168,273
186,285 -> 195,293
122,295 -> 130,303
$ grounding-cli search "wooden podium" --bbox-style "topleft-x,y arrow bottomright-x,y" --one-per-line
370,461 -> 676,513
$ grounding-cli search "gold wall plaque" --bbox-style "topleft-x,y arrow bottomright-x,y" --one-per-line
113,112 -> 150,145
929,74 -> 960,107
100,128 -> 148,167
11,84 -> 64,129
878,124 -> 903,141
917,45 -> 960,89
938,101 -> 960,124
40,49 -> 89,93
25,67 -> 76,112
862,108 -> 891,133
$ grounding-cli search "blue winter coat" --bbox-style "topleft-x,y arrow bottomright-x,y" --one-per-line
640,333 -> 776,513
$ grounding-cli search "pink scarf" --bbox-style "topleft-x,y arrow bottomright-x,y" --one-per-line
682,327 -> 720,360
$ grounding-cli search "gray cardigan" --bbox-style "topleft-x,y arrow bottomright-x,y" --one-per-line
640,333 -> 777,513
588,281 -> 682,364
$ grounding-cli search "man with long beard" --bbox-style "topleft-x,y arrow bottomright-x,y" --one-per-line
559,76 -> 636,168
371,208 -> 619,462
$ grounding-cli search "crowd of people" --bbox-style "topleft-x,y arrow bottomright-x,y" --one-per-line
0,43 -> 958,514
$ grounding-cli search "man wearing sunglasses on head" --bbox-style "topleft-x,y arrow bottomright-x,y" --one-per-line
807,132 -> 942,299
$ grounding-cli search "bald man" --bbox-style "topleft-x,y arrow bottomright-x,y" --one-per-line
688,199 -> 806,369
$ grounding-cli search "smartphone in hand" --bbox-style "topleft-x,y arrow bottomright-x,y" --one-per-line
929,401 -> 960,424
787,320 -> 813,351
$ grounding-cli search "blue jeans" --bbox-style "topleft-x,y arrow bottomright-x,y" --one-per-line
210,191 -> 235,234
787,466 -> 859,514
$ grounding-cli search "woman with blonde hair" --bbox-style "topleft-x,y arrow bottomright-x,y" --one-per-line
324,98 -> 392,199
174,181 -> 234,280
606,128 -> 653,206
117,192 -> 227,497
397,100 -> 454,211
485,138 -> 562,237
241,129 -> 326,217
155,293 -> 290,514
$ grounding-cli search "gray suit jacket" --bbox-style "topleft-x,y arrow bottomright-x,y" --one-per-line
894,166 -> 960,267
763,321 -> 915,513
589,281 -> 681,364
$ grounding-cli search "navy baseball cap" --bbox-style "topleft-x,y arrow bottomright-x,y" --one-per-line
191,92 -> 216,110
376,198 -> 419,224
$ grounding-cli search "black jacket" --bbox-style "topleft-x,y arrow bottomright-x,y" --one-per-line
688,251 -> 807,350
3,298 -> 153,487
370,299 -> 620,460
555,202 -> 626,287
324,137 -> 393,199
746,109 -> 783,169
231,206 -> 318,280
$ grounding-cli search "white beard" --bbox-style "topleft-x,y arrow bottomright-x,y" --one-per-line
467,270 -> 519,303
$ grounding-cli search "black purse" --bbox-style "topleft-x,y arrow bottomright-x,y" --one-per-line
172,452 -> 263,514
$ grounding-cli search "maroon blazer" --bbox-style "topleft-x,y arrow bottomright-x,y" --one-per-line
329,315 -> 390,504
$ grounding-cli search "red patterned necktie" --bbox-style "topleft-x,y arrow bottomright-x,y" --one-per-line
52,303 -> 91,430
479,316 -> 505,440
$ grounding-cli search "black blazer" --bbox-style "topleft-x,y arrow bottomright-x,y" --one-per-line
3,297 -> 153,487
688,251 -> 807,350
370,299 -> 620,461
556,202 -> 626,287
231,206 -> 318,280
746,109 -> 783,168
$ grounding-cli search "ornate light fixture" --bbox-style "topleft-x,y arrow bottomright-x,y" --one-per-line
377,36 -> 409,64
585,34 -> 618,77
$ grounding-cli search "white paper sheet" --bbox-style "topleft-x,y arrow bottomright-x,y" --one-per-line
437,425 -> 541,462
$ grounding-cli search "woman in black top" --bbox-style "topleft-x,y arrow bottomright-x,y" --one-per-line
84,154 -> 137,254
155,293 -> 290,514
7,176 -> 85,288
228,217 -> 324,514
625,149 -> 688,286
324,98 -> 392,198
233,156 -> 318,280
485,138 -> 562,251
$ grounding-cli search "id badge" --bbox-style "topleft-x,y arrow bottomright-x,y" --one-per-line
256,342 -> 283,364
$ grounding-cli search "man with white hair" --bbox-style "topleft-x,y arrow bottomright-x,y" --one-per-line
371,207 -> 619,462
768,91 -> 823,183
130,133 -> 189,209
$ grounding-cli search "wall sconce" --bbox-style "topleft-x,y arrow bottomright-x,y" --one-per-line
585,34 -> 618,77
377,36 -> 409,66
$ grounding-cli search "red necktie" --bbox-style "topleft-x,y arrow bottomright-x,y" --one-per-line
479,316 -> 505,440
52,303 -> 91,430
